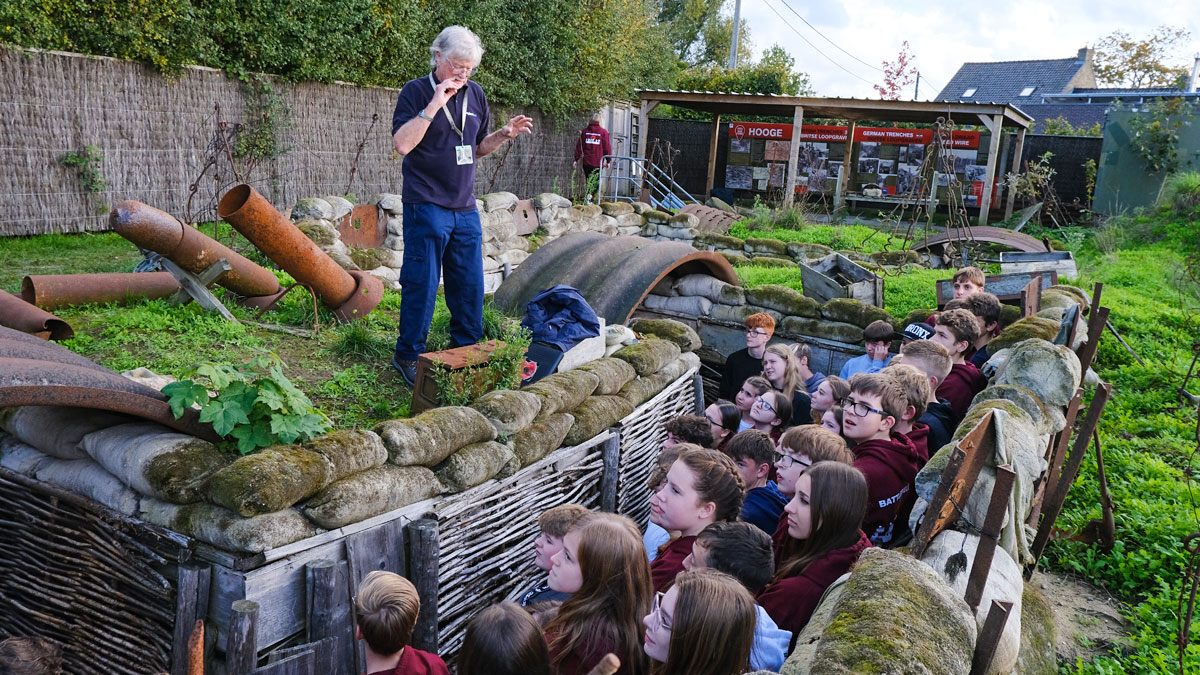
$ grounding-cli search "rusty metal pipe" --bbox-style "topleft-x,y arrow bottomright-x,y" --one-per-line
22,273 -> 180,311
0,292 -> 73,341
109,200 -> 283,299
218,184 -> 382,321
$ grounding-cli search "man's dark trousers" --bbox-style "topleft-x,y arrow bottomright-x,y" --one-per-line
394,203 -> 483,360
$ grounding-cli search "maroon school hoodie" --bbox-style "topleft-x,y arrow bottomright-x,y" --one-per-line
649,535 -> 694,593
852,431 -> 922,546
904,422 -> 931,464
936,361 -> 987,420
365,646 -> 450,675
771,511 -> 801,567
757,530 -> 872,638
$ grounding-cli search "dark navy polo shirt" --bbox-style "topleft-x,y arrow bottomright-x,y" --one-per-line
392,73 -> 491,210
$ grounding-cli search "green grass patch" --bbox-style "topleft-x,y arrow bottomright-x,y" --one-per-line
0,232 -> 144,292
735,264 -> 951,322
728,220 -> 905,253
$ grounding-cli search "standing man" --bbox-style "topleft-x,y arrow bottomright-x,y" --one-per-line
573,112 -> 611,200
389,26 -> 533,386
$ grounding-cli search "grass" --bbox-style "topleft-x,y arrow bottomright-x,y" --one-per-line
728,220 -> 906,253
735,264 -> 953,321
0,232 -> 143,291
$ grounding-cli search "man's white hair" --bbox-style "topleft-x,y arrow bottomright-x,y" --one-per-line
429,26 -> 484,70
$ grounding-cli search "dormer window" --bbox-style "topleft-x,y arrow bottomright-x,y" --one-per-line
1019,86 -> 1036,96
962,88 -> 977,97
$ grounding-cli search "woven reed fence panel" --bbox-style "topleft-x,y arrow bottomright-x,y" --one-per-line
0,47 -> 587,237
616,369 -> 699,530
0,467 -> 190,675
434,436 -> 609,657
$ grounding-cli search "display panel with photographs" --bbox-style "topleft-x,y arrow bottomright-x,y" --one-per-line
764,140 -> 790,162
726,165 -> 753,189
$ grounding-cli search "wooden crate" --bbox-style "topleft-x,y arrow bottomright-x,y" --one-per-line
935,271 -> 1057,308
800,253 -> 885,307
410,340 -> 509,414
1000,251 -> 1077,279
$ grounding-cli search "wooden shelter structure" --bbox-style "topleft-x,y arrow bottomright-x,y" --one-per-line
636,90 -> 1034,225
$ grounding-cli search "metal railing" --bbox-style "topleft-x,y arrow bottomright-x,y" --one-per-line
598,155 -> 698,210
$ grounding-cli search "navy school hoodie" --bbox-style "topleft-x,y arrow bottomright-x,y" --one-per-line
919,398 -> 958,455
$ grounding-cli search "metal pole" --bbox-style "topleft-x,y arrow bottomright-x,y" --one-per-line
727,0 -> 742,70
914,72 -> 920,100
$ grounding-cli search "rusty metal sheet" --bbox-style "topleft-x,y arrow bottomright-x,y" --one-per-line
0,328 -> 109,373
0,292 -> 73,341
512,199 -> 539,236
911,226 -> 1047,254
337,204 -> 386,249
22,272 -> 181,311
493,232 -> 739,325
678,203 -> 738,234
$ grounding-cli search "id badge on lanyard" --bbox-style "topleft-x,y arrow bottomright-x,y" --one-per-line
429,73 -> 473,166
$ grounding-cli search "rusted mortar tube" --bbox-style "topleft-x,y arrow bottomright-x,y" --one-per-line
218,184 -> 383,322
109,201 -> 284,303
0,291 -> 73,341
22,272 -> 180,311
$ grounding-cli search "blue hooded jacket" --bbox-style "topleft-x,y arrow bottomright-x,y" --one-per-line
520,285 -> 602,352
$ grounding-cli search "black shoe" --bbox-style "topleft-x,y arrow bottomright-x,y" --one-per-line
391,355 -> 418,387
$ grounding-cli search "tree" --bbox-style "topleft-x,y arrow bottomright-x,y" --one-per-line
1040,116 -> 1102,137
665,45 -> 812,119
873,41 -> 918,100
696,12 -> 753,67
658,0 -> 725,62
1093,25 -> 1192,88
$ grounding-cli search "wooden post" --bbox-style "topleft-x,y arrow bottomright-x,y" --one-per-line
405,517 -> 440,653
171,565 -> 211,675
705,114 -> 722,198
226,599 -> 259,675
978,114 -> 1004,226
344,519 -> 407,673
783,105 -> 804,207
637,101 -> 658,161
599,432 -> 622,513
1003,128 -> 1027,219
996,132 -> 1012,218
306,559 -> 354,675
841,120 -> 856,201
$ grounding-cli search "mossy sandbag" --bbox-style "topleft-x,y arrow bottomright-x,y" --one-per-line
820,298 -> 895,329
2,405 -> 132,460
995,339 -> 1081,407
1038,289 -> 1082,313
694,232 -> 745,250
998,303 -> 1022,328
564,396 -> 635,446
628,318 -> 701,352
612,338 -> 682,376
576,358 -> 637,395
782,548 -> 975,675
375,406 -> 497,466
510,413 -> 575,466
82,422 -> 231,504
36,458 -> 141,516
205,446 -> 334,517
970,385 -> 1056,435
471,389 -> 542,436
710,304 -> 782,325
525,370 -> 600,417
141,499 -> 320,553
1016,582 -> 1058,675
746,285 -> 821,318
618,353 -> 699,408
1045,284 -> 1088,308
301,430 -> 388,478
780,316 -> 863,344
303,465 -> 443,529
987,317 -> 1060,352
434,440 -> 519,493
744,238 -> 790,257
786,242 -> 834,261
901,307 -> 937,329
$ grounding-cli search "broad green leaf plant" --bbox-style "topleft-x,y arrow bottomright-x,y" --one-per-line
163,353 -> 331,454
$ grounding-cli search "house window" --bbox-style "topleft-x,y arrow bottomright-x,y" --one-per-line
1019,86 -> 1036,96
962,88 -> 977,97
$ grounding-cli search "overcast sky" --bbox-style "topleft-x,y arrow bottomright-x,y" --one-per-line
736,0 -> 1200,98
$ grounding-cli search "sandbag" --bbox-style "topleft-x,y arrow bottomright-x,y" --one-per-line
920,531 -> 1023,675
612,338 -> 682,376
471,389 -> 542,436
510,413 -> 575,467
375,406 -> 497,466
302,465 -> 443,529
525,370 -> 600,417
434,440 -> 519,493
970,385 -> 1057,435
81,422 -> 231,504
36,458 -> 140,516
819,298 -> 895,329
617,353 -> 699,408
564,396 -> 634,446
301,430 -> 388,478
576,357 -> 637,395
0,434 -> 50,476
780,317 -> 863,344
1,405 -> 133,459
140,499 -> 320,553
1017,582 -> 1058,675
640,294 -> 712,316
628,318 -> 701,352
995,339 -> 1081,407
745,285 -> 821,318
710,303 -> 783,325
988,317 -> 1060,352
204,446 -> 334,517
672,274 -> 744,305
782,548 -> 975,675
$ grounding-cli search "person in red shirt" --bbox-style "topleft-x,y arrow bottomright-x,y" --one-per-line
930,308 -> 987,419
841,373 -> 923,547
574,112 -> 612,198
757,461 -> 872,641
545,513 -> 652,675
647,447 -> 744,593
355,571 -> 450,675
457,602 -> 550,675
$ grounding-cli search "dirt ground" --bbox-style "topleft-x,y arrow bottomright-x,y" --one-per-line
1034,568 -> 1131,666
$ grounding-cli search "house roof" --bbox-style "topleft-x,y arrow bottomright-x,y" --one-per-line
935,55 -> 1087,106
1014,103 -> 1106,134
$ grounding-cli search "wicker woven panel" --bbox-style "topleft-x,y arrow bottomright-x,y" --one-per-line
616,369 -> 699,530
0,467 -> 188,675
435,438 -> 608,657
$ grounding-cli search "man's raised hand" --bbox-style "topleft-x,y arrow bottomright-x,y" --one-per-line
503,115 -> 534,139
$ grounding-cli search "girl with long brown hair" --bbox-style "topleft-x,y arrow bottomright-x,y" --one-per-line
762,343 -> 813,426
757,461 -> 871,639
704,400 -> 740,453
458,602 -> 550,675
647,447 -> 744,593
642,568 -> 755,675
545,513 -> 652,675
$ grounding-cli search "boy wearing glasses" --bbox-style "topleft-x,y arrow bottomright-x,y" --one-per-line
842,373 -> 922,547
718,313 -> 776,401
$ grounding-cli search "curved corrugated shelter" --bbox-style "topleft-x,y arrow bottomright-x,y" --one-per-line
493,232 -> 739,325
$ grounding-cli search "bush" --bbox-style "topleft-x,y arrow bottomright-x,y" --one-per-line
1159,171 -> 1200,216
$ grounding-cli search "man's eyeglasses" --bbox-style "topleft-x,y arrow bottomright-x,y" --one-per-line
647,591 -> 673,630
776,452 -> 812,470
754,395 -> 775,414
444,58 -> 478,76
841,396 -> 888,418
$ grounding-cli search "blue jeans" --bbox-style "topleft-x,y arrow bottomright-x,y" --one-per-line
394,203 -> 483,361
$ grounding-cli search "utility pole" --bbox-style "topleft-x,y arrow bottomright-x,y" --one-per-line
727,0 -> 742,70
914,72 -> 920,100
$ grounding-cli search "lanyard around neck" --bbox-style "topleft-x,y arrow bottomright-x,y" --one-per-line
428,73 -> 468,143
